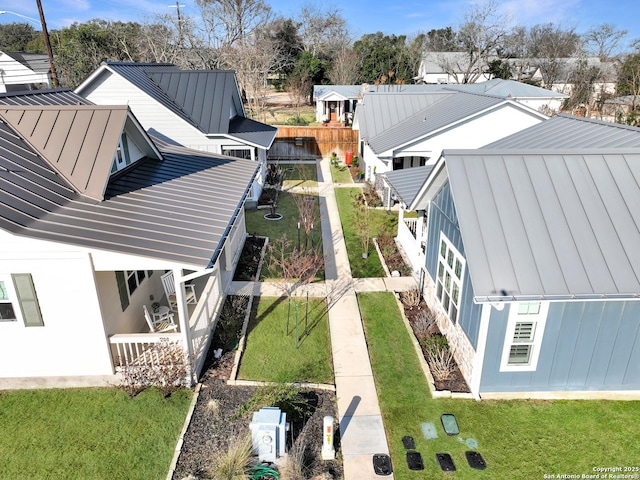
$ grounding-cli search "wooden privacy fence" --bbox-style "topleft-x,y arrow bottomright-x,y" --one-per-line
268,126 -> 358,161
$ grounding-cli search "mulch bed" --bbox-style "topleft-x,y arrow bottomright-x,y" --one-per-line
171,306 -> 343,480
233,235 -> 266,281
401,300 -> 470,394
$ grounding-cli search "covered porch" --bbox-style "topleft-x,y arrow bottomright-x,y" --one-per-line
381,166 -> 434,273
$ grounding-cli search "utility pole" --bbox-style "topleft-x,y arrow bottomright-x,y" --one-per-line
35,0 -> 59,87
169,2 -> 186,46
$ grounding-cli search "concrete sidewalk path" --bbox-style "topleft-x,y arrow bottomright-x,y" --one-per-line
227,160 -> 419,478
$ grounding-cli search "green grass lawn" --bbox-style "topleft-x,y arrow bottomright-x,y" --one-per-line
330,162 -> 352,183
281,163 -> 318,189
245,192 -> 323,280
334,187 -> 399,277
238,296 -> 333,384
358,292 -> 640,479
0,387 -> 192,480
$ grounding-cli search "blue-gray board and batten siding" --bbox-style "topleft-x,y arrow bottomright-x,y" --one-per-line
425,181 -> 483,349
481,300 -> 640,393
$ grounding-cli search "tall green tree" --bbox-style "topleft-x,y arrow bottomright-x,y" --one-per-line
353,32 -> 414,84
0,22 -> 39,52
290,50 -> 329,102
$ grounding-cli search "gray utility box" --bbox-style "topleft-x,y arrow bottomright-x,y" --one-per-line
249,407 -> 288,462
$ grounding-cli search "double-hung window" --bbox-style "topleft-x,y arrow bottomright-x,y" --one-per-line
435,233 -> 465,324
500,301 -> 549,372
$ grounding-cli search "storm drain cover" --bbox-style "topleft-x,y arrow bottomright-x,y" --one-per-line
372,454 -> 393,476
421,422 -> 438,439
466,451 -> 487,470
441,414 -> 460,436
436,453 -> 456,472
406,451 -> 424,471
402,436 -> 415,449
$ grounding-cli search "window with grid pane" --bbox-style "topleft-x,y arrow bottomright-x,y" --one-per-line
0,280 -> 17,321
501,301 -> 549,371
435,233 -> 465,324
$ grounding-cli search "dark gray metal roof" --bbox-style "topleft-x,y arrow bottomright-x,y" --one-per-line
382,166 -> 434,206
146,68 -> 243,135
0,89 -> 90,106
485,114 -> 640,149
444,148 -> 640,301
80,63 -> 276,149
0,105 -> 130,201
229,116 -> 277,149
0,119 -> 258,268
360,92 -> 509,154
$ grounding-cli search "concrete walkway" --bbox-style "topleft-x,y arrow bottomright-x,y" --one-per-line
229,160 -> 417,479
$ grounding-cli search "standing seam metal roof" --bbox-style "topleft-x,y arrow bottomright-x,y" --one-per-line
102,63 -> 276,148
485,114 -> 640,149
381,166 -> 434,206
444,149 -> 640,300
364,92 -> 508,154
0,118 -> 258,267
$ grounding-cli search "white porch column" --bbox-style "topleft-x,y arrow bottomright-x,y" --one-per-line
416,211 -> 425,242
172,268 -> 195,381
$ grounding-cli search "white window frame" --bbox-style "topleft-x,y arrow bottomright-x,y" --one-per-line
222,145 -> 254,161
435,232 -> 465,324
111,133 -> 132,174
500,301 -> 549,372
0,274 -> 20,322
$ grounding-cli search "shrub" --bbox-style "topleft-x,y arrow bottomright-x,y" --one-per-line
234,383 -> 308,421
210,433 -> 253,480
411,309 -> 437,340
285,115 -> 309,126
427,348 -> 456,381
399,287 -> 421,308
213,295 -> 249,351
421,333 -> 449,354
119,340 -> 190,397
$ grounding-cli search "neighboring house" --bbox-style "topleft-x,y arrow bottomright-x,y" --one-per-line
391,114 -> 640,399
354,89 -> 548,189
417,52 -> 616,109
313,85 -> 362,126
442,78 -> 567,113
603,95 -> 639,124
416,52 -> 494,84
75,62 -> 277,202
0,51 -> 52,92
0,90 -> 258,386
313,84 -> 444,125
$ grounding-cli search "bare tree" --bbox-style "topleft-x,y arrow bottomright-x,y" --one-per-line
222,29 -> 283,121
298,3 -> 350,58
328,47 -> 360,85
196,0 -> 273,50
287,71 -> 313,121
526,23 -> 581,87
352,192 -> 371,258
584,23 -> 628,61
439,0 -> 510,83
268,236 -> 323,343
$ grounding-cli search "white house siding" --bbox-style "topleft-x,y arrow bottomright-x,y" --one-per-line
0,231 -> 113,378
81,70 -> 212,150
365,105 -> 544,181
0,54 -> 49,92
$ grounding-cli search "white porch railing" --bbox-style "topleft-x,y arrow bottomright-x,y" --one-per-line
404,218 -> 418,238
108,271 -> 224,379
110,333 -> 182,370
